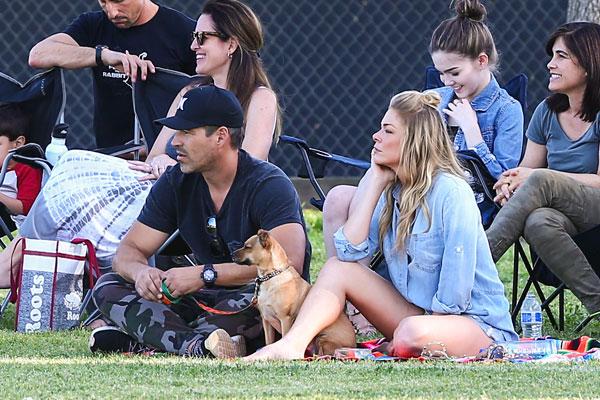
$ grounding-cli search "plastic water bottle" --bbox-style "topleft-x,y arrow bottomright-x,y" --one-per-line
45,123 -> 69,166
496,338 -> 561,358
521,293 -> 543,338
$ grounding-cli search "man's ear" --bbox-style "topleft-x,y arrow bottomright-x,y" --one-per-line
216,126 -> 230,146
14,135 -> 26,148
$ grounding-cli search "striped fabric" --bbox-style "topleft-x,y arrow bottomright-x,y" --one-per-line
21,150 -> 153,269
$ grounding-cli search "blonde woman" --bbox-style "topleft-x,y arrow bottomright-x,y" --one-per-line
247,90 -> 517,360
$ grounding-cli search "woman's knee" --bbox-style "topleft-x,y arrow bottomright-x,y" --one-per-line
390,316 -> 429,357
317,258 -> 350,279
314,258 -> 365,289
322,185 -> 356,224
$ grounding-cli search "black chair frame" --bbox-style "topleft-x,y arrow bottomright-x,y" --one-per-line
279,135 -> 369,211
511,224 -> 600,333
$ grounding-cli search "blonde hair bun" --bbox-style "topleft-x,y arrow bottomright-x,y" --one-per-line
421,91 -> 441,109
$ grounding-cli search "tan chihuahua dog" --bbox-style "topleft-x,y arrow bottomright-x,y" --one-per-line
232,229 -> 356,355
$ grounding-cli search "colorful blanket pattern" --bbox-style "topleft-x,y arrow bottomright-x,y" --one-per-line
311,336 -> 600,363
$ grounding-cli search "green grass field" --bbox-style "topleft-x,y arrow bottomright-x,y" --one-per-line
1,209 -> 600,399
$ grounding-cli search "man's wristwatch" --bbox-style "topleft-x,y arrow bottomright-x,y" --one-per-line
95,45 -> 108,66
201,263 -> 217,287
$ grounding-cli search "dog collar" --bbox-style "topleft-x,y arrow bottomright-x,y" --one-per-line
255,265 -> 290,284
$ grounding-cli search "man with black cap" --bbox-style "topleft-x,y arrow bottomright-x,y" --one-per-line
89,85 -> 310,358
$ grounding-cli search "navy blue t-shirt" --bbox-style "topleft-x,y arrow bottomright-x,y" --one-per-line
64,6 -> 197,148
138,150 -> 312,280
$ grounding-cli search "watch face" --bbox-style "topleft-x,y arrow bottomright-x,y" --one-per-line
203,269 -> 216,282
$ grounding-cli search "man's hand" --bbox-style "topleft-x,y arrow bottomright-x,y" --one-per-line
134,267 -> 166,302
101,49 -> 156,82
163,266 -> 204,298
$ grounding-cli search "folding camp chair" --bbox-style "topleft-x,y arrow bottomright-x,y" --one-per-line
0,69 -> 67,321
510,225 -> 600,332
0,67 -> 141,158
279,135 -> 370,211
0,68 -> 66,149
426,65 -> 599,332
426,71 -> 555,331
94,67 -> 199,158
133,67 -> 199,152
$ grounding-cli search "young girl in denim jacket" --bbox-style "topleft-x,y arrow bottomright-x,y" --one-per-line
429,0 -> 524,227
247,90 -> 517,360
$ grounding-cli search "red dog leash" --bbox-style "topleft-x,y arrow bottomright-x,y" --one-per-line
161,266 -> 290,316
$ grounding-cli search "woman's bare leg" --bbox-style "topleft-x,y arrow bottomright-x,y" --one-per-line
391,315 -> 492,358
322,186 -> 356,258
0,237 -> 22,288
245,258 -> 422,360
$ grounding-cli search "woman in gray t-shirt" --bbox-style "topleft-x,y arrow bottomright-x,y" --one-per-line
486,22 -> 600,318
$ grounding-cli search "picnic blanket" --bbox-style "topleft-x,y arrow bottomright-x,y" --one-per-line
313,336 -> 600,363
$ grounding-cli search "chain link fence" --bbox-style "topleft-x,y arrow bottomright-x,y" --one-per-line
0,0 -> 568,176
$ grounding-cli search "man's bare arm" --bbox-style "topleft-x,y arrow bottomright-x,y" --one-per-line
29,33 -> 155,82
267,223 -> 306,275
29,33 -> 97,69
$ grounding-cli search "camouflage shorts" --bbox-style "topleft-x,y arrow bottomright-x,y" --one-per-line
92,272 -> 263,355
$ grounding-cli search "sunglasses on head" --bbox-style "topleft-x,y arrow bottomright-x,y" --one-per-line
206,215 -> 229,257
191,31 -> 228,46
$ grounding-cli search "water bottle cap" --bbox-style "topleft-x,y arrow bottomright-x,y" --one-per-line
52,123 -> 68,139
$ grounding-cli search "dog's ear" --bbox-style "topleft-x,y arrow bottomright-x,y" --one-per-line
258,229 -> 271,249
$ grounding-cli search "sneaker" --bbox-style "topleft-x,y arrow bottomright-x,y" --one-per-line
204,329 -> 246,358
89,326 -> 144,354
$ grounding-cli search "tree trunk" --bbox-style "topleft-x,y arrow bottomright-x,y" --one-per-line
567,0 -> 600,22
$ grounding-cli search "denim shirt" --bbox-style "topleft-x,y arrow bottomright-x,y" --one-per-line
334,173 -> 517,341
433,75 -> 524,180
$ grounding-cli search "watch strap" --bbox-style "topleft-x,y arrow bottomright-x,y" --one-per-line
95,45 -> 108,67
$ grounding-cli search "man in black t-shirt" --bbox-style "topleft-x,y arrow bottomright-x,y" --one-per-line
90,85 -> 311,358
29,0 -> 196,148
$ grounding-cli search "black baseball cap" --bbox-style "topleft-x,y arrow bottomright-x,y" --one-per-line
154,85 -> 244,130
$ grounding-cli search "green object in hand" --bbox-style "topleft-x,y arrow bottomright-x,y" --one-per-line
161,279 -> 181,304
